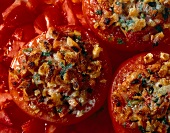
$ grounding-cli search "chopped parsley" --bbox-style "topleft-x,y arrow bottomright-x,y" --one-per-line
63,95 -> 70,100
60,63 -> 73,78
95,10 -> 102,15
115,1 -> 121,5
138,73 -> 142,79
140,13 -> 145,19
41,52 -> 51,56
141,78 -> 147,87
153,97 -> 159,103
23,48 -> 33,53
138,126 -> 145,133
147,68 -> 153,74
126,19 -> 134,26
32,73 -> 41,86
56,107 -> 62,113
48,60 -> 52,65
117,38 -> 124,44
127,100 -> 141,107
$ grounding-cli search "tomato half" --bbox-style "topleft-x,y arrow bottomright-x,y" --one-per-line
82,0 -> 170,52
109,51 -> 170,133
8,25 -> 112,125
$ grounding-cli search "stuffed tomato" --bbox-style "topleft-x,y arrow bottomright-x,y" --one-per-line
109,51 -> 170,133
8,25 -> 112,125
82,0 -> 170,52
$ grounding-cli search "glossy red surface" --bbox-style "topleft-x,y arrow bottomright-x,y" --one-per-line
0,0 -> 170,132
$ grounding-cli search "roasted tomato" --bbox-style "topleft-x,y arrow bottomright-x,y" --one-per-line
8,25 -> 112,125
109,51 -> 170,133
82,0 -> 170,52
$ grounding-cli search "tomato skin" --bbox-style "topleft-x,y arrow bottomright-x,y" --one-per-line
42,5 -> 64,28
21,119 -> 46,133
0,123 -> 19,133
3,2 -> 36,28
34,3 -> 64,34
75,103 -> 113,133
0,0 -> 15,13
12,25 -> 36,43
0,25 -> 15,49
62,0 -> 79,25
34,14 -> 47,34
0,110 -> 12,126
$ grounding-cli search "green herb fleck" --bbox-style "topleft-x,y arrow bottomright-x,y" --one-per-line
138,3 -> 143,11
127,100 -> 140,107
138,73 -> 142,79
138,126 -> 145,133
117,38 -> 124,44
153,97 -> 159,103
147,69 -> 153,74
141,78 -> 147,87
76,35 -> 81,41
48,60 -> 52,65
156,103 -> 161,106
126,19 -> 134,26
41,52 -> 51,56
95,10 -> 102,15
63,95 -> 70,100
41,59 -> 45,63
119,19 -> 125,23
115,1 -> 121,5
56,108 -> 62,113
140,13 -> 145,19
32,73 -> 41,86
162,117 -> 168,124
23,48 -> 33,53
60,63 -> 73,78
148,87 -> 154,94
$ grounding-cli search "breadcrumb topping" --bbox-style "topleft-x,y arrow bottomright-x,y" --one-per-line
9,27 -> 106,119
